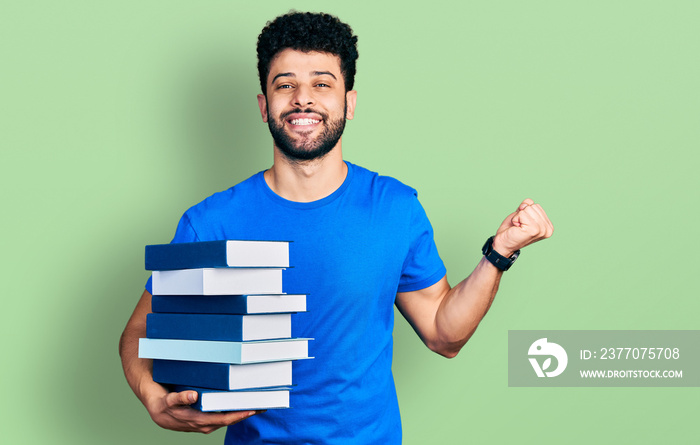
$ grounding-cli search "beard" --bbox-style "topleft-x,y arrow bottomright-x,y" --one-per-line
267,101 -> 347,162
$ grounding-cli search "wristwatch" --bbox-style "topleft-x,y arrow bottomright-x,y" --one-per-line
482,236 -> 519,271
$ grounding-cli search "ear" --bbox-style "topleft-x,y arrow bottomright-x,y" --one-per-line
257,94 -> 269,123
345,90 -> 357,120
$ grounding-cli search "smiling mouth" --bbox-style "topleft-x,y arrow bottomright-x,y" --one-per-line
289,118 -> 320,126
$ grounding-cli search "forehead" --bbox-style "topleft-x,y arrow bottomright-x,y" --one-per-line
268,49 -> 343,81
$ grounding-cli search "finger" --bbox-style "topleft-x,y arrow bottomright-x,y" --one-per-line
165,390 -> 198,408
521,205 -> 555,239
528,203 -> 548,222
195,410 -> 259,428
517,198 -> 535,211
513,202 -> 541,226
525,204 -> 554,237
499,199 -> 537,233
166,407 -> 259,433
193,411 -> 264,434
510,211 -> 522,228
522,205 -> 546,229
533,205 -> 554,237
507,207 -> 537,235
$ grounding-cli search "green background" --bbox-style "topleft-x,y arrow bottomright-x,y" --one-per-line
2,1 -> 698,443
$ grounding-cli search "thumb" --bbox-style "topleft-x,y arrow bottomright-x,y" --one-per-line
165,390 -> 198,408
507,198 -> 535,229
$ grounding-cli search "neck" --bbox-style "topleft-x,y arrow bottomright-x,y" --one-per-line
264,142 -> 347,202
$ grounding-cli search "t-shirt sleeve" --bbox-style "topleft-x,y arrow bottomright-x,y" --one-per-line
145,213 -> 200,293
397,193 -> 446,293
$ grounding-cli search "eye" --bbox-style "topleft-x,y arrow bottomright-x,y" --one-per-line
277,84 -> 293,89
315,83 -> 330,88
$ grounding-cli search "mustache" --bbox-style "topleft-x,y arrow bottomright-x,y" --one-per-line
280,108 -> 328,120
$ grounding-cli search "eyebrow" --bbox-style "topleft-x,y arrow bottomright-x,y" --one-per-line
272,72 -> 295,83
271,71 -> 338,83
312,71 -> 337,79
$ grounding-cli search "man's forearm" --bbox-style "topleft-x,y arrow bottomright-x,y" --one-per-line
119,290 -> 163,408
427,199 -> 553,357
119,289 -> 264,432
432,257 -> 504,357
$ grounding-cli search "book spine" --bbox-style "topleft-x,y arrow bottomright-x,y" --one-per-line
153,360 -> 231,390
147,313 -> 290,341
138,338 -> 244,363
146,241 -> 227,270
151,295 -> 249,314
153,360 -> 294,390
138,338 -> 309,364
146,313 -> 246,341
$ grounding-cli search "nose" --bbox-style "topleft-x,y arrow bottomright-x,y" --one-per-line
292,84 -> 314,107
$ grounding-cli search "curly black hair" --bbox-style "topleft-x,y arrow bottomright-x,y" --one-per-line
257,11 -> 359,95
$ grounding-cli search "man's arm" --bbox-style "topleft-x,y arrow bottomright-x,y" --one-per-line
395,199 -> 553,358
118,290 -> 261,434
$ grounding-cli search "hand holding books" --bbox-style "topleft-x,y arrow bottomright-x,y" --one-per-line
146,384 -> 262,433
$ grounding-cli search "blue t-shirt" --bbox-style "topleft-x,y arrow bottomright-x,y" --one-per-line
146,162 -> 446,444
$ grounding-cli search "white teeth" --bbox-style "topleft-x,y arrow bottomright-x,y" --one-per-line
290,118 -> 320,125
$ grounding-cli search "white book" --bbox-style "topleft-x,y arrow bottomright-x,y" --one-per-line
152,268 -> 284,295
244,294 -> 306,314
182,386 -> 290,411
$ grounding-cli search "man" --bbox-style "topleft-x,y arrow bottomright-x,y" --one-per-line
119,11 -> 553,444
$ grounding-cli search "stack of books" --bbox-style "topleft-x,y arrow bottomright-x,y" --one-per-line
138,240 -> 310,412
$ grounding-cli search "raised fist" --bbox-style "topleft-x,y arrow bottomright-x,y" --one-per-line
492,199 -> 553,257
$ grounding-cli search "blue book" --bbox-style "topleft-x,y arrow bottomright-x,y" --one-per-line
172,385 -> 291,411
153,359 -> 293,390
151,294 -> 306,314
145,240 -> 290,270
138,338 -> 311,364
146,313 -> 291,341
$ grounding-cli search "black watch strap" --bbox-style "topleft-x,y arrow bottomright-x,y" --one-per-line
482,236 -> 519,271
